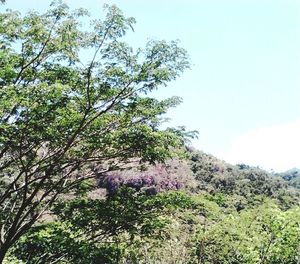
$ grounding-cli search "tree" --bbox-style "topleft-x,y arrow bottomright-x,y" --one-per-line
12,187 -> 195,263
0,1 -> 190,260
192,200 -> 300,264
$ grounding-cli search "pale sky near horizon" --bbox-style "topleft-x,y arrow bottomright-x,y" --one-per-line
2,0 -> 300,172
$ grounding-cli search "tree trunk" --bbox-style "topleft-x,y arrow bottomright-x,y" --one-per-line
0,244 -> 9,263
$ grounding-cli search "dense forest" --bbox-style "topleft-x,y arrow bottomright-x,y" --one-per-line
0,1 -> 299,263
4,148 -> 300,263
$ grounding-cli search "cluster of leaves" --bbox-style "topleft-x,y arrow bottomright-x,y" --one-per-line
11,187 -> 196,264
189,199 -> 300,264
6,163 -> 300,263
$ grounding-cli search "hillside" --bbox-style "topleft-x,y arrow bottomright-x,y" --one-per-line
275,168 -> 300,189
188,149 -> 300,209
95,148 -> 300,209
6,147 -> 300,263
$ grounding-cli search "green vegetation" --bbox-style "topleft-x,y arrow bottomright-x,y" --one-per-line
275,168 -> 300,189
1,1 -> 300,263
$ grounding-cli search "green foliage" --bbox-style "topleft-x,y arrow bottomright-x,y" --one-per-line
189,149 -> 300,209
191,200 -> 300,264
8,182 -> 300,263
12,188 -> 196,263
0,1 -> 190,258
53,187 -> 195,241
276,168 -> 300,189
12,222 -> 122,264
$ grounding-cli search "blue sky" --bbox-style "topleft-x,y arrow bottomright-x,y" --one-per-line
2,0 -> 300,171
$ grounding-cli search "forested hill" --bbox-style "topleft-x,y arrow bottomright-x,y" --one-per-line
96,147 -> 300,210
7,148 -> 300,263
95,147 -> 300,209
275,168 -> 300,189
187,149 -> 300,209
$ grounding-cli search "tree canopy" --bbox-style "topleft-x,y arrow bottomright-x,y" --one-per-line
0,1 -> 191,260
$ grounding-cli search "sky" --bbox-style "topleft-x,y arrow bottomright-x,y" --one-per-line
2,0 -> 300,172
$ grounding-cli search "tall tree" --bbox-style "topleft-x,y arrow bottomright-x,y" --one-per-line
0,1 -> 190,260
